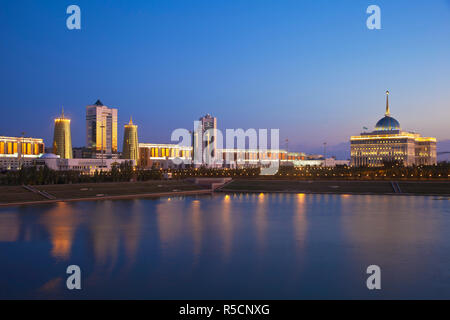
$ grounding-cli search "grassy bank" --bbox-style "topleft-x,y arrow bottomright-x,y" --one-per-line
219,179 -> 450,195
1,179 -> 448,206
0,180 -> 206,205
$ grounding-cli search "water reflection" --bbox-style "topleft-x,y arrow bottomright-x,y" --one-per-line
294,194 -> 307,250
88,201 -> 120,271
255,193 -> 268,254
221,195 -> 233,261
191,200 -> 203,264
156,198 -> 184,246
39,202 -> 81,260
0,212 -> 20,242
38,277 -> 63,294
338,195 -> 444,297
0,194 -> 449,299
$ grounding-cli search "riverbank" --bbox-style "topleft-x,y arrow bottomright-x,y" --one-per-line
0,180 -> 210,207
1,179 -> 449,207
218,179 -> 450,196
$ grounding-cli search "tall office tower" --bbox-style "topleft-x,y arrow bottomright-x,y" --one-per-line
122,117 -> 139,161
193,114 -> 217,165
53,108 -> 73,159
86,100 -> 118,158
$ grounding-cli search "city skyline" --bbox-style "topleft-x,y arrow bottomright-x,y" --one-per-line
0,1 -> 449,302
1,0 -> 449,151
0,93 -> 447,155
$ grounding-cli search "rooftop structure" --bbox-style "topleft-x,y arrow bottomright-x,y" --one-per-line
351,91 -> 437,167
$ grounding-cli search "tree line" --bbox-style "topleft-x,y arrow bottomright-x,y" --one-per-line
0,162 -> 162,185
0,162 -> 448,186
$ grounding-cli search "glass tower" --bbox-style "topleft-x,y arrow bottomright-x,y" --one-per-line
53,108 -> 73,159
86,100 -> 118,157
122,117 -> 139,161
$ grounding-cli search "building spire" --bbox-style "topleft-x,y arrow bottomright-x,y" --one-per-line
61,106 -> 65,119
385,90 -> 390,116
129,116 -> 133,125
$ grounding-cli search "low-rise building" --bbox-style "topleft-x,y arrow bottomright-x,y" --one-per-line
139,143 -> 193,169
35,154 -> 135,173
138,142 -> 343,169
0,136 -> 45,171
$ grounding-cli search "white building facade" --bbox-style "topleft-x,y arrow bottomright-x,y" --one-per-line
35,154 -> 135,174
0,136 -> 45,171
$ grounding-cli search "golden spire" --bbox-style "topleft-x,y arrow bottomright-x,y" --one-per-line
385,90 -> 390,116
129,116 -> 133,125
61,106 -> 65,119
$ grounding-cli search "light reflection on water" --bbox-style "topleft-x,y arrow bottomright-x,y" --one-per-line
0,194 -> 449,299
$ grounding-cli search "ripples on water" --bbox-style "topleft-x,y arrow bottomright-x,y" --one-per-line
0,194 -> 449,299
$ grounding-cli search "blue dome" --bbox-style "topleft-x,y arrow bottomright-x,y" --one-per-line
375,115 -> 400,131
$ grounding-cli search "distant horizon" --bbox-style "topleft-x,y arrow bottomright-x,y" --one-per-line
1,0 -> 449,151
2,99 -> 450,159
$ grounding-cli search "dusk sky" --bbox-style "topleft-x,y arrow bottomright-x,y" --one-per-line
1,0 -> 449,152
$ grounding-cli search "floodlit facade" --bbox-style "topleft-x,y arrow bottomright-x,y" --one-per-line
288,158 -> 350,167
351,91 -> 437,167
0,136 -> 45,170
222,149 -> 287,168
86,100 -> 118,158
138,142 -> 343,169
35,154 -> 135,174
193,114 -> 217,166
122,117 -> 139,161
52,109 -> 73,159
139,143 -> 193,169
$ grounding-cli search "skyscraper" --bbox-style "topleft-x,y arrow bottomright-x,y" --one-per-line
122,117 -> 139,161
86,100 -> 118,158
193,114 -> 217,166
53,108 -> 73,159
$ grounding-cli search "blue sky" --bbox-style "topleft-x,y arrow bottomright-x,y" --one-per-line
0,0 -> 449,151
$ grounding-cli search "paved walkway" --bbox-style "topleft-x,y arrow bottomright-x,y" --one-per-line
0,189 -> 212,207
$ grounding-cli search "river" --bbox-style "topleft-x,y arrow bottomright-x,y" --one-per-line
0,193 -> 449,299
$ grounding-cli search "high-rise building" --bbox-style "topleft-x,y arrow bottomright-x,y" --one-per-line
53,108 -> 73,159
86,100 -> 118,158
350,91 -> 437,167
193,114 -> 217,165
122,117 -> 139,161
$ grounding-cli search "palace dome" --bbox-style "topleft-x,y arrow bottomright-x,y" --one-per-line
374,91 -> 401,131
375,115 -> 400,131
